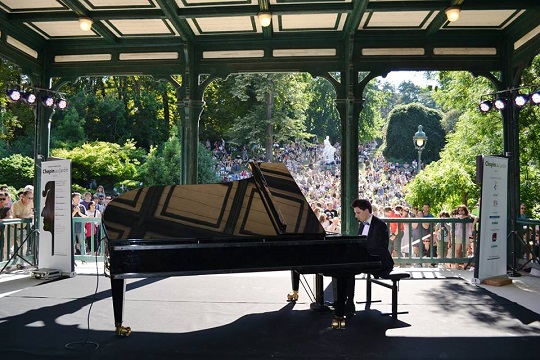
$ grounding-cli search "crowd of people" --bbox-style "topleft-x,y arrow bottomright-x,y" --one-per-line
209,138 -> 414,229
208,138 -> 495,266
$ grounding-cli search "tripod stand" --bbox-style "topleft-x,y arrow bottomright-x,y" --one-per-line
0,226 -> 38,274
506,228 -> 536,277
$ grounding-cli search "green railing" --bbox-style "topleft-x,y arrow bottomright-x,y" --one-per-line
515,218 -> 540,270
71,217 -> 105,262
0,218 -> 35,269
4,216 -> 537,270
382,217 -> 477,267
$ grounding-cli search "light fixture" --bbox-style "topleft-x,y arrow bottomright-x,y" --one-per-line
445,6 -> 461,22
479,100 -> 493,113
514,94 -> 529,108
257,12 -> 272,27
22,90 -> 37,105
79,16 -> 93,31
494,98 -> 507,111
413,125 -> 427,173
413,125 -> 427,150
6,89 -> 21,102
42,95 -> 55,108
56,98 -> 68,110
531,91 -> 540,105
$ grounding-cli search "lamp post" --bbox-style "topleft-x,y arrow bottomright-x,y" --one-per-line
413,125 -> 427,173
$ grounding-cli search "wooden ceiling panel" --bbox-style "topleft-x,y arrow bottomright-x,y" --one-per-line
364,11 -> 431,28
0,0 -> 537,78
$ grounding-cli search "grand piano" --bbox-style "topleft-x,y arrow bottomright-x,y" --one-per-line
103,162 -> 381,334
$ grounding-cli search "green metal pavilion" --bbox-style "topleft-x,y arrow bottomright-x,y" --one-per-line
0,0 -> 539,236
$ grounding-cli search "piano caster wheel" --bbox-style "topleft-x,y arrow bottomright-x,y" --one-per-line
331,316 -> 346,330
115,325 -> 132,337
287,290 -> 299,302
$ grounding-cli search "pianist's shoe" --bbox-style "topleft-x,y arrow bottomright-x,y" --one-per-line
331,316 -> 346,329
287,290 -> 299,302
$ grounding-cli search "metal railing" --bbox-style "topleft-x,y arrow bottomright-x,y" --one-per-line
383,217 -> 477,267
0,218 -> 35,270
71,217 -> 105,262
514,218 -> 540,271
3,216 -> 538,270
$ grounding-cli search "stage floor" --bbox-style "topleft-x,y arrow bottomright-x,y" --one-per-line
1,266 -> 539,360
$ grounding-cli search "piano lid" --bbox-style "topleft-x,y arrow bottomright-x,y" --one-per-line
103,162 -> 325,240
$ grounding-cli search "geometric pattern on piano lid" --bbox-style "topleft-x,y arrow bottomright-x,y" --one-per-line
102,162 -> 324,240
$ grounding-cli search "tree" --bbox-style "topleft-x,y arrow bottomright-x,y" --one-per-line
225,73 -> 314,158
197,143 -> 219,184
0,154 -> 34,189
51,140 -> 144,189
382,103 -> 445,164
138,136 -> 182,186
404,71 -> 503,213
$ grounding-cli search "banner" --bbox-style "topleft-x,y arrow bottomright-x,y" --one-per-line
39,159 -> 73,274
474,155 -> 508,282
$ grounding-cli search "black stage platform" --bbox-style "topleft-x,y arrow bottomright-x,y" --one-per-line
1,271 -> 539,360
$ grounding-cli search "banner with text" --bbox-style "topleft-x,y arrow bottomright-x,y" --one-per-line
475,155 -> 508,281
39,159 -> 73,274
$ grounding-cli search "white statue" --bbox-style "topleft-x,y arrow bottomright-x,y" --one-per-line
322,136 -> 336,164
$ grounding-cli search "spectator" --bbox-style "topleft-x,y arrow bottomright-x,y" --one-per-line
12,189 -> 33,219
80,191 -> 93,210
72,192 -> 87,255
85,201 -> 102,255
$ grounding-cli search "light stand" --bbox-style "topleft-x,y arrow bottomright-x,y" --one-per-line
413,125 -> 427,173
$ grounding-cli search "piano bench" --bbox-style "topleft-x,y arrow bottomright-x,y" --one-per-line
359,271 -> 410,319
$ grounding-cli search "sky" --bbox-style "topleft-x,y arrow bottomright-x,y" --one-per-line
378,71 -> 434,87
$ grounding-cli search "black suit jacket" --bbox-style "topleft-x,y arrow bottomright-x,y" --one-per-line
358,215 -> 394,277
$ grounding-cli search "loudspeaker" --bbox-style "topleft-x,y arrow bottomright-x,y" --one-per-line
475,155 -> 484,185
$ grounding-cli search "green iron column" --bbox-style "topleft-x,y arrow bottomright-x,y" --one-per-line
335,97 -> 364,235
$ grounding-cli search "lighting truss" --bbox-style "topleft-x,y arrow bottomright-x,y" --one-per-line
5,85 -> 68,110
478,85 -> 539,113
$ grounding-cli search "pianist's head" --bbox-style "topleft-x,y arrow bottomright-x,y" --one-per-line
351,199 -> 372,222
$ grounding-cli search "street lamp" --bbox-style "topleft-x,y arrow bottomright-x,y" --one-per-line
413,125 -> 427,172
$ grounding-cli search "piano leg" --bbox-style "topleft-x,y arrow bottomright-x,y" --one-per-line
331,276 -> 347,329
287,270 -> 299,301
111,278 -> 132,336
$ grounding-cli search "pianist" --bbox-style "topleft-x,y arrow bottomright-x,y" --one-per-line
341,199 -> 394,314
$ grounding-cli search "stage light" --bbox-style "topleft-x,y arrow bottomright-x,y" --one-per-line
42,95 -> 55,108
55,98 -> 68,110
531,91 -> 540,105
479,100 -> 493,113
6,89 -> 21,102
514,94 -> 529,107
22,90 -> 37,105
494,98 -> 507,111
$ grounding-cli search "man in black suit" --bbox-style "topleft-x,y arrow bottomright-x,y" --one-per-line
353,199 -> 394,278
338,199 -> 394,317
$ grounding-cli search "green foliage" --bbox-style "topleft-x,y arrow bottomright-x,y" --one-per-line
383,103 -> 445,163
404,71 -> 503,212
405,160 -> 477,213
0,154 -> 34,189
138,136 -> 182,186
51,140 -> 143,189
197,143 -> 219,184
217,73 -> 314,153
517,54 -> 540,216
51,107 -> 87,148
305,77 -> 340,142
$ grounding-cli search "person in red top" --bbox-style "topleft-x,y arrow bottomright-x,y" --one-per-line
383,206 -> 403,256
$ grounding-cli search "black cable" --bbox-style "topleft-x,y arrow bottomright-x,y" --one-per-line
64,236 -> 103,352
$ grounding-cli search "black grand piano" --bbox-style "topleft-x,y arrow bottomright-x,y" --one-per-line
103,162 -> 381,335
